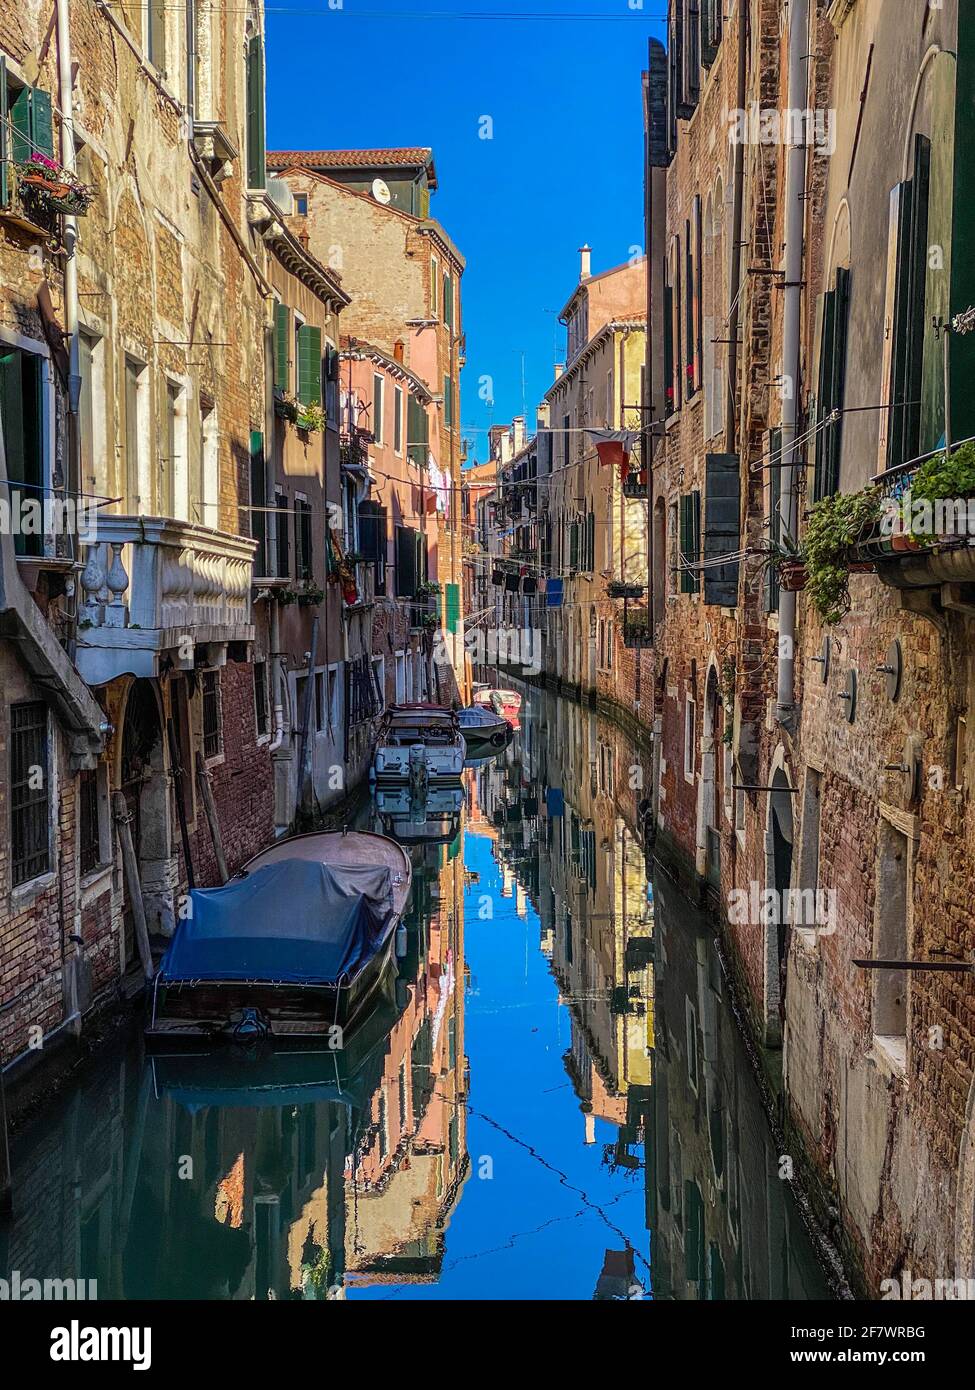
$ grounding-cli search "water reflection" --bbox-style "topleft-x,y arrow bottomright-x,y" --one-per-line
0,686 -> 829,1300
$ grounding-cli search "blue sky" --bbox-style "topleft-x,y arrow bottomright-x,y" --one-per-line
266,2 -> 666,465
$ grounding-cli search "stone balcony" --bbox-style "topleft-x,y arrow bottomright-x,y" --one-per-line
75,516 -> 257,685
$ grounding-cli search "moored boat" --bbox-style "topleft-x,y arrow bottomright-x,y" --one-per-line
471,685 -> 522,728
146,830 -> 412,1046
457,703 -> 513,753
371,703 -> 466,783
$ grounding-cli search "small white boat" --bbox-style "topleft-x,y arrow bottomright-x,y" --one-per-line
458,704 -> 513,753
371,703 -> 466,783
472,685 -> 522,728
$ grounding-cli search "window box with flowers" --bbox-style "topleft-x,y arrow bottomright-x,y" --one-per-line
16,154 -> 94,216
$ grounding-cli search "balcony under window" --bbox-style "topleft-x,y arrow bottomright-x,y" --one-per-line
76,516 -> 257,684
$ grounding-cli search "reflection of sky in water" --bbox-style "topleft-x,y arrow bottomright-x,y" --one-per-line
350,832 -> 651,1301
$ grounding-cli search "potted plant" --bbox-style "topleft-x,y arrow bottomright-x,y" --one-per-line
803,485 -> 882,624
905,440 -> 975,545
763,535 -> 807,591
16,153 -> 94,214
296,401 -> 326,433
607,579 -> 645,600
298,583 -> 325,607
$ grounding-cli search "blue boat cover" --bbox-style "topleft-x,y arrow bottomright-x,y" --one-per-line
160,858 -> 396,986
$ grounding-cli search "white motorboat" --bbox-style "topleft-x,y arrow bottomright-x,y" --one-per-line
371,703 -> 466,783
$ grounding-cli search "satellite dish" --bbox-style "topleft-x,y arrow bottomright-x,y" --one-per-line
372,178 -> 391,205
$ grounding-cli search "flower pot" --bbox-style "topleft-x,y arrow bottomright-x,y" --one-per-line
891,532 -> 921,553
778,560 -> 807,592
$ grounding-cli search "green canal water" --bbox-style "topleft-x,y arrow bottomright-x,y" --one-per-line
0,687 -> 829,1300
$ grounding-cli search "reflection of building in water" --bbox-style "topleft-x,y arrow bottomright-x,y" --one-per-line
647,873 -> 824,1300
345,832 -> 469,1287
475,686 -> 654,1161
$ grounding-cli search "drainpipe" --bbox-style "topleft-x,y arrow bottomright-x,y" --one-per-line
776,0 -> 810,727
56,0 -> 81,425
725,0 -> 747,456
268,595 -> 285,753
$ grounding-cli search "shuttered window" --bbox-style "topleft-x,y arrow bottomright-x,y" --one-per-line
358,500 -> 387,593
703,453 -> 740,606
679,490 -> 701,594
881,135 -> 931,471
245,34 -> 266,190
0,347 -> 44,557
9,80 -> 54,164
813,267 -> 851,501
372,373 -> 384,444
443,272 -> 453,329
294,498 -> 313,580
250,430 -> 268,577
274,302 -> 290,390
275,492 -> 290,577
395,525 -> 418,597
445,582 -> 460,634
701,0 -> 722,67
297,324 -> 322,406
407,395 -> 428,466
765,428 -> 782,614
11,701 -> 50,887
444,375 -> 453,428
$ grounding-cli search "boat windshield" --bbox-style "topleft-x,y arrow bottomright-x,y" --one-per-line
386,720 -> 457,746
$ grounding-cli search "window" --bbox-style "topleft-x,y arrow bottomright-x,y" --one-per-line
294,498 -> 313,581
274,302 -> 290,390
796,768 -> 823,948
250,431 -> 268,577
813,267 -> 851,500
147,0 -> 167,73
443,375 -> 453,429
880,134 -> 931,472
873,820 -> 910,1063
679,490 -> 701,593
443,272 -> 453,330
161,379 -> 181,516
124,356 -> 145,512
393,386 -> 403,454
296,322 -> 322,407
11,700 -> 50,887
358,499 -> 387,594
78,331 -> 99,496
701,0 -> 722,67
702,453 -> 740,606
666,237 -> 682,414
683,695 -> 696,782
0,67 -> 54,209
201,670 -> 223,759
197,396 -> 217,526
294,193 -> 308,216
372,373 -> 384,444
765,428 -> 782,614
245,33 -> 266,190
254,661 -> 269,738
372,656 -> 386,712
0,344 -> 45,556
79,767 -> 101,876
407,394 -> 428,467
275,491 -> 290,577
430,256 -> 439,318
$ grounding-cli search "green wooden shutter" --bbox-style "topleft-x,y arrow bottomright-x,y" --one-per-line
443,273 -> 453,328
765,428 -> 782,614
246,34 -> 266,189
10,85 -> 33,162
297,324 -> 322,405
31,87 -> 53,159
0,350 -> 26,481
813,289 -> 837,501
443,375 -> 452,428
679,491 -> 700,593
703,454 -> 740,606
250,431 -> 267,577
274,302 -> 290,389
825,268 -> 850,496
903,134 -> 931,465
0,59 -> 8,207
887,179 -> 916,468
445,583 -> 460,634
395,526 -> 416,597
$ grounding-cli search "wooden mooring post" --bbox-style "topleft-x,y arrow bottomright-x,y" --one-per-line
112,791 -> 154,982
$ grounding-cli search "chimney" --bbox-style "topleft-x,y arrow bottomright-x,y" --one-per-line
393,339 -> 405,363
579,243 -> 592,280
512,415 -> 526,452
554,361 -> 565,382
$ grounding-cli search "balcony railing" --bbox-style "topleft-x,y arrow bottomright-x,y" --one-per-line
76,516 -> 256,684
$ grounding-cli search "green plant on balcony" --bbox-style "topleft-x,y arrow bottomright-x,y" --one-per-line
16,154 -> 94,215
907,441 -> 975,537
415,580 -> 441,598
298,583 -> 325,606
274,390 -> 299,423
802,485 -> 882,624
296,401 -> 326,433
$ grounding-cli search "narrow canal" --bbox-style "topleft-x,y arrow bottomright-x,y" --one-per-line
0,687 -> 828,1300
